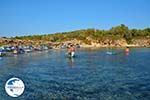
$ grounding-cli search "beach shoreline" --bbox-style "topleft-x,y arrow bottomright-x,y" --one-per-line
1,37 -> 150,48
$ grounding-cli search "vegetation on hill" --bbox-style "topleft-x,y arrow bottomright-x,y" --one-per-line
12,24 -> 150,44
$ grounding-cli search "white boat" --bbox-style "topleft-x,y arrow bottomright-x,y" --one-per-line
24,49 -> 32,53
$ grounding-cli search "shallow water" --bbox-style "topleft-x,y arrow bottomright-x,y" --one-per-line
0,48 -> 150,100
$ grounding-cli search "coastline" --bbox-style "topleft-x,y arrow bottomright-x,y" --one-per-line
1,37 -> 150,49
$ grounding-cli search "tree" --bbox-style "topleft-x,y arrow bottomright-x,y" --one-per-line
110,24 -> 129,37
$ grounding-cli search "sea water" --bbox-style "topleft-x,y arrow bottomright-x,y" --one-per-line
0,48 -> 150,100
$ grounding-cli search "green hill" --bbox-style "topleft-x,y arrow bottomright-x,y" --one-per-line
12,24 -> 150,44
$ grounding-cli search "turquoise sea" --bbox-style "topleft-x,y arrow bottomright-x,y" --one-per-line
0,48 -> 150,100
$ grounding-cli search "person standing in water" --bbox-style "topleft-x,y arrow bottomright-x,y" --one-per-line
125,47 -> 129,55
125,47 -> 129,52
67,45 -> 75,57
70,45 -> 75,57
67,46 -> 72,56
0,51 -> 2,56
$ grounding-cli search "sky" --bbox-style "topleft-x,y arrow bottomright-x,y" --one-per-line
0,0 -> 150,37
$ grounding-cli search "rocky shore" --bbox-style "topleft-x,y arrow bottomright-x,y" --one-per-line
1,37 -> 150,57
70,38 -> 148,48
1,37 -> 150,49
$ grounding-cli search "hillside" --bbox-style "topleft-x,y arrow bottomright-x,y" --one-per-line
1,24 -> 150,47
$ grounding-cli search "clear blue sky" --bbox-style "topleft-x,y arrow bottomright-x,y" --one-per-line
0,0 -> 150,37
